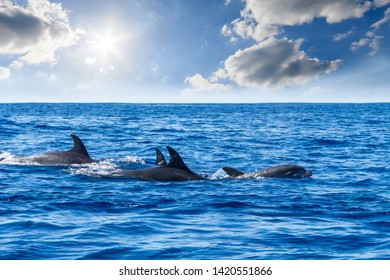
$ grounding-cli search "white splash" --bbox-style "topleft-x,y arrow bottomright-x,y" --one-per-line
209,168 -> 229,180
0,151 -> 38,166
120,156 -> 146,164
68,159 -> 119,177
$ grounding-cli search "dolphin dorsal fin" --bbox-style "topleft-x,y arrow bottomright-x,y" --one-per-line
166,146 -> 196,175
155,148 -> 167,166
70,134 -> 91,157
222,167 -> 245,177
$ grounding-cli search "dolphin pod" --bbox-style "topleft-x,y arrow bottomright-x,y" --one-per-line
24,134 -> 94,166
4,134 -> 313,180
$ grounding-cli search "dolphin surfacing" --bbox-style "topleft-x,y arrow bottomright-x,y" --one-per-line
222,164 -> 312,179
113,146 -> 207,181
26,134 -> 94,166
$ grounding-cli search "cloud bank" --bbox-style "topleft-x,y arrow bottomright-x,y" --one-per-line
0,0 -> 79,78
223,37 -> 341,88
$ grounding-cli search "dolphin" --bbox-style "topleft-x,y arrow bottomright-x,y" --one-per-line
222,164 -> 312,179
25,134 -> 94,166
113,146 -> 207,181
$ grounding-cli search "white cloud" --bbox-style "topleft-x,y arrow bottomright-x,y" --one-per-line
9,59 -> 23,69
371,7 -> 390,29
0,0 -> 78,66
351,2 -> 390,56
222,0 -> 372,43
84,57 -> 96,65
0,66 -> 11,80
185,38 -> 341,91
223,37 -> 341,88
245,0 -> 371,25
351,31 -> 384,56
222,13 -> 280,42
351,6 -> 390,56
99,65 -> 115,74
374,0 -> 390,7
184,73 -> 231,93
36,71 -> 56,81
333,27 -> 355,41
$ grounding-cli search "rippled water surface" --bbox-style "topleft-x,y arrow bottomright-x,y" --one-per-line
0,103 -> 389,259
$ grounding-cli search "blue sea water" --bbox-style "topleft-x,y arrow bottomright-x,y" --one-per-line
0,103 -> 389,260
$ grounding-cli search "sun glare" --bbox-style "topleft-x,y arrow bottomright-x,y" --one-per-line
96,33 -> 116,54
86,23 -> 135,68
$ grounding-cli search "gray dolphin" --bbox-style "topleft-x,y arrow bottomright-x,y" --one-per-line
26,134 -> 94,166
222,164 -> 312,179
113,146 -> 207,181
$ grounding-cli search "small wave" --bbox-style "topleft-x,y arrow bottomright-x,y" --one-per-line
0,152 -> 38,166
209,201 -> 252,209
0,220 -> 68,231
80,247 -> 131,260
314,139 -> 346,145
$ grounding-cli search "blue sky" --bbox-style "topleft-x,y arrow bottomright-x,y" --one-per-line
0,0 -> 389,102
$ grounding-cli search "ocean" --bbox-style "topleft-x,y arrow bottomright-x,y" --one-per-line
0,103 -> 389,260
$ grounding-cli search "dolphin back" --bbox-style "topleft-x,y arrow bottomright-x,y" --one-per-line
223,165 -> 312,179
24,134 -> 94,165
258,165 -> 312,178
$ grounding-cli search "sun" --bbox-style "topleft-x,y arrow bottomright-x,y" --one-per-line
85,23 -> 135,66
95,33 -> 117,54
